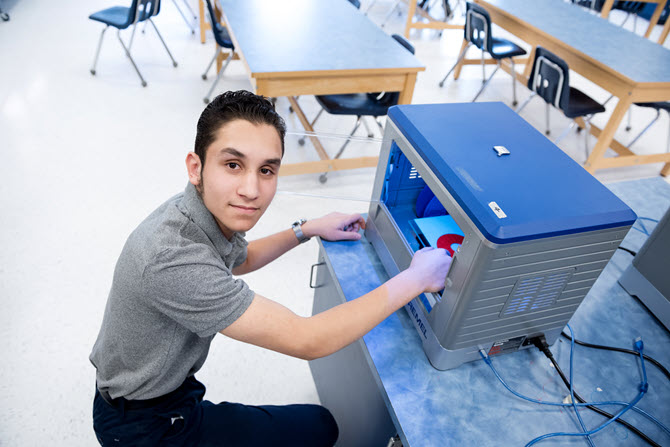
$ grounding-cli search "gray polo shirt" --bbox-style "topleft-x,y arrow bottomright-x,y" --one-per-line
90,183 -> 255,400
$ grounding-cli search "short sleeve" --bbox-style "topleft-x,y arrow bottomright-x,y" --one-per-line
142,244 -> 255,337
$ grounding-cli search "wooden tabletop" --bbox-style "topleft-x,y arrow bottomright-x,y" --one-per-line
219,0 -> 424,79
484,0 -> 670,85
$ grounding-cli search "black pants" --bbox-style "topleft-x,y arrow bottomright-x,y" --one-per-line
93,376 -> 338,446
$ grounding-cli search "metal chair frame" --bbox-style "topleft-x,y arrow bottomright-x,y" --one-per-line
516,53 -> 596,160
438,6 -> 519,105
201,0 -> 235,103
90,0 -> 177,87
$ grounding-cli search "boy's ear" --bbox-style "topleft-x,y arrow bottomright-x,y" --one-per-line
186,152 -> 202,187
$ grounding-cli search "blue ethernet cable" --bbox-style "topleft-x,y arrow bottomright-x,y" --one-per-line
478,332 -> 652,446
479,353 -> 666,433
566,324 -> 595,447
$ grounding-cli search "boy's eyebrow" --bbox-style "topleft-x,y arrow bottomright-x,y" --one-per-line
218,148 -> 281,166
218,147 -> 246,158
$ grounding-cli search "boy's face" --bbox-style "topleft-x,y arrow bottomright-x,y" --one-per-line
187,119 -> 283,239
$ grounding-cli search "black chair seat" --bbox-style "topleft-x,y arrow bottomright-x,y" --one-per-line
315,93 -> 391,117
89,6 -> 134,29
563,87 -> 606,118
635,102 -> 670,113
213,23 -> 234,49
489,38 -> 526,60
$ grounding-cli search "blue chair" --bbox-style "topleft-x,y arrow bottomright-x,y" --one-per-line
516,47 -> 606,157
627,102 -> 670,153
89,0 -> 177,87
201,0 -> 235,104
438,2 -> 526,105
305,34 -> 414,183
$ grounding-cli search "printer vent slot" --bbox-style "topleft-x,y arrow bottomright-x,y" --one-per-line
499,268 -> 574,317
409,166 -> 422,180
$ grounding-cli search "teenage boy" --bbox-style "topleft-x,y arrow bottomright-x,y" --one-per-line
90,90 -> 452,446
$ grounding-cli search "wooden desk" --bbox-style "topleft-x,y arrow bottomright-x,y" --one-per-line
600,0 -> 668,40
219,0 -> 425,177
403,0 -> 463,38
460,0 -> 670,176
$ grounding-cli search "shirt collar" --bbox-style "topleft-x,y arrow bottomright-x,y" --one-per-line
177,182 -> 247,258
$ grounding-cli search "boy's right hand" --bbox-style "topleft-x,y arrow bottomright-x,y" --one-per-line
407,247 -> 453,293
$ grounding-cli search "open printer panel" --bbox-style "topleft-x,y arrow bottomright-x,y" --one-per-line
365,103 -> 637,370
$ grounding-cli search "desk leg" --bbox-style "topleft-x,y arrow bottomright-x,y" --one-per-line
644,1 -> 667,39
199,0 -> 206,44
404,0 -> 418,38
600,0 -> 614,19
659,16 -> 670,44
287,96 -> 330,161
453,39 -> 470,80
584,95 -> 633,173
398,73 -> 417,105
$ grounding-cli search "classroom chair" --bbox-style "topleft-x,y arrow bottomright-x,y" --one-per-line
438,2 -> 526,105
89,0 -> 177,87
201,0 -> 235,104
627,102 -> 670,153
304,34 -> 415,183
516,46 -> 606,158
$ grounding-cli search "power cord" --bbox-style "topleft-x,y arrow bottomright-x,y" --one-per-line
531,334 -> 661,447
617,246 -> 637,256
479,327 -> 656,446
560,332 -> 670,381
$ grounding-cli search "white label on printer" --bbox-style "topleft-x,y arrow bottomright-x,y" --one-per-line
488,201 -> 507,218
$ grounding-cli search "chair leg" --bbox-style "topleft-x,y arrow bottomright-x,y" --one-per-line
516,91 -> 536,114
584,120 -> 591,159
380,0 -> 402,28
202,47 -> 222,80
334,117 -> 363,160
510,58 -> 518,106
90,26 -> 109,75
545,103 -> 551,135
298,108 -> 325,146
555,121 -> 577,144
171,0 -> 196,34
310,108 -> 325,128
627,109 -> 661,148
472,62 -> 500,102
149,19 -> 178,67
182,0 -> 198,19
364,0 -> 378,15
362,117 -> 375,138
319,116 -> 363,184
203,52 -> 233,103
438,43 -> 471,87
117,29 -> 147,87
481,51 -> 487,83
129,21 -> 139,51
375,117 -> 385,132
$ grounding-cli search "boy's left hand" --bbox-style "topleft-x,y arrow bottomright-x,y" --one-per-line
302,212 -> 366,241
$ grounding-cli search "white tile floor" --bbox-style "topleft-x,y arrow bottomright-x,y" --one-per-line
0,0 -> 669,444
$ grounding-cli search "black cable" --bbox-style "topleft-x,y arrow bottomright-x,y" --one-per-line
561,332 -> 670,381
530,336 -> 661,447
617,246 -> 638,256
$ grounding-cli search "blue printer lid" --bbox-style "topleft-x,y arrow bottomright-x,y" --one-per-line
388,103 -> 637,244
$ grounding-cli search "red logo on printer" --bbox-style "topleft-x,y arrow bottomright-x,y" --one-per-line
436,234 -> 464,256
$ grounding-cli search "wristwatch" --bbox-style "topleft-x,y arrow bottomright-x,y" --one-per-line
292,218 -> 310,244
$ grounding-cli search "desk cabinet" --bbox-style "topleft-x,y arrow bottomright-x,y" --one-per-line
309,241 -> 398,447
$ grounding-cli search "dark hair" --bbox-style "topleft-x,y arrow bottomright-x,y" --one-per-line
194,90 -> 286,166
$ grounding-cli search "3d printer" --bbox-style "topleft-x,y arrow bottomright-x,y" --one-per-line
365,102 -> 637,370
